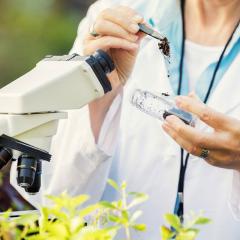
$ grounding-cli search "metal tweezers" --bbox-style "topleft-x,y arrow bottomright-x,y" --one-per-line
138,23 -> 164,41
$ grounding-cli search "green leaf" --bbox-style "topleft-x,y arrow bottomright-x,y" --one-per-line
122,210 -> 129,221
108,214 -> 122,223
131,224 -> 146,232
187,228 -> 200,234
77,226 -> 117,240
127,194 -> 149,209
164,214 -> 181,231
128,192 -> 146,197
176,230 -> 197,240
46,208 -> 68,222
160,226 -> 175,240
130,210 -> 142,223
99,201 -> 118,210
107,179 -> 119,191
121,181 -> 127,190
194,217 -> 211,225
115,200 -> 123,209
0,209 -> 12,219
46,222 -> 68,238
71,195 -> 89,207
46,193 -> 89,210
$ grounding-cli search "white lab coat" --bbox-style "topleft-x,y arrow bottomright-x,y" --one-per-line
11,0 -> 240,239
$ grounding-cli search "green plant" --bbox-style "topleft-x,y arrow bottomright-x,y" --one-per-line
0,210 -> 18,239
99,180 -> 148,239
161,212 -> 211,240
0,179 -> 210,240
0,180 -> 148,240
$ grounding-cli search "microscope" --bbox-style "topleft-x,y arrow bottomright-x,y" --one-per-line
0,50 -> 115,195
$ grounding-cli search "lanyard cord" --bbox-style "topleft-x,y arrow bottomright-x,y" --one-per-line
175,0 -> 240,220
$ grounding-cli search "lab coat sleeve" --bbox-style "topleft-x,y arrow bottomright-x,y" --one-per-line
44,98 -> 122,206
10,0 -> 123,208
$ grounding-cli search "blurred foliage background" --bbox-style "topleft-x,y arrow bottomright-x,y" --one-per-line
0,0 -> 95,88
0,0 -> 95,211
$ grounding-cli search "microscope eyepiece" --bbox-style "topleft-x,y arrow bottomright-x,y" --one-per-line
93,50 -> 115,74
17,154 -> 37,188
0,147 -> 12,169
25,160 -> 42,195
86,50 -> 115,93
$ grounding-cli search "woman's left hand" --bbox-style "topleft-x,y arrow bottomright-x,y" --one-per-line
162,92 -> 240,171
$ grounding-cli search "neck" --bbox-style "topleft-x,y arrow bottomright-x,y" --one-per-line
185,0 -> 240,45
196,0 -> 239,24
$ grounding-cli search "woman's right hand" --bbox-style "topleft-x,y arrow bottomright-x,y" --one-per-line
83,6 -> 145,89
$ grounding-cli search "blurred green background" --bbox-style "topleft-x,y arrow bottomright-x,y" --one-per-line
0,0 -> 95,211
0,0 -> 95,88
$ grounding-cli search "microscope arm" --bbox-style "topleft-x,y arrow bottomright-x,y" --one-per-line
0,52 -> 112,114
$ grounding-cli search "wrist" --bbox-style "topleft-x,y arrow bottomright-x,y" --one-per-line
89,86 -> 122,142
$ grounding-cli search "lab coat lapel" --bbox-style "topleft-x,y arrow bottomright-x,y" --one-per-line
206,54 -> 240,114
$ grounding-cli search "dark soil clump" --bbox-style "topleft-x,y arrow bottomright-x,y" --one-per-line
158,37 -> 170,58
162,92 -> 170,97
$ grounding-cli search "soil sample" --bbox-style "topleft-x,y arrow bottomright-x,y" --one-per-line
158,37 -> 170,59
158,37 -> 171,77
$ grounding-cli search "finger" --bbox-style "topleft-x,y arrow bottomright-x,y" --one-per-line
204,149 -> 240,170
137,31 -> 147,40
162,122 -> 201,156
84,36 -> 139,55
164,115 -> 231,151
115,5 -> 144,24
115,5 -> 139,16
99,8 -> 143,34
188,91 -> 200,100
163,119 -> 240,170
175,95 -> 233,131
162,124 -> 240,170
93,19 -> 139,42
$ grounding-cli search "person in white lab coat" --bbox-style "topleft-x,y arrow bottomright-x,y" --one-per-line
11,0 -> 240,239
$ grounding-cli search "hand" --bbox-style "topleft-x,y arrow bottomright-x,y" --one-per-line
162,92 -> 240,171
83,6 -> 145,89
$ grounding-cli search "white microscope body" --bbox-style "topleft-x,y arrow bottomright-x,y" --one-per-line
0,50 -> 114,194
0,51 -> 113,153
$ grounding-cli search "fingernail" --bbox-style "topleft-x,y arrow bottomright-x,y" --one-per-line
132,15 -> 143,23
129,23 -> 140,33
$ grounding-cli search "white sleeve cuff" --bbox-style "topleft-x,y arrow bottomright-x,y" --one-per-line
97,92 -> 123,156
